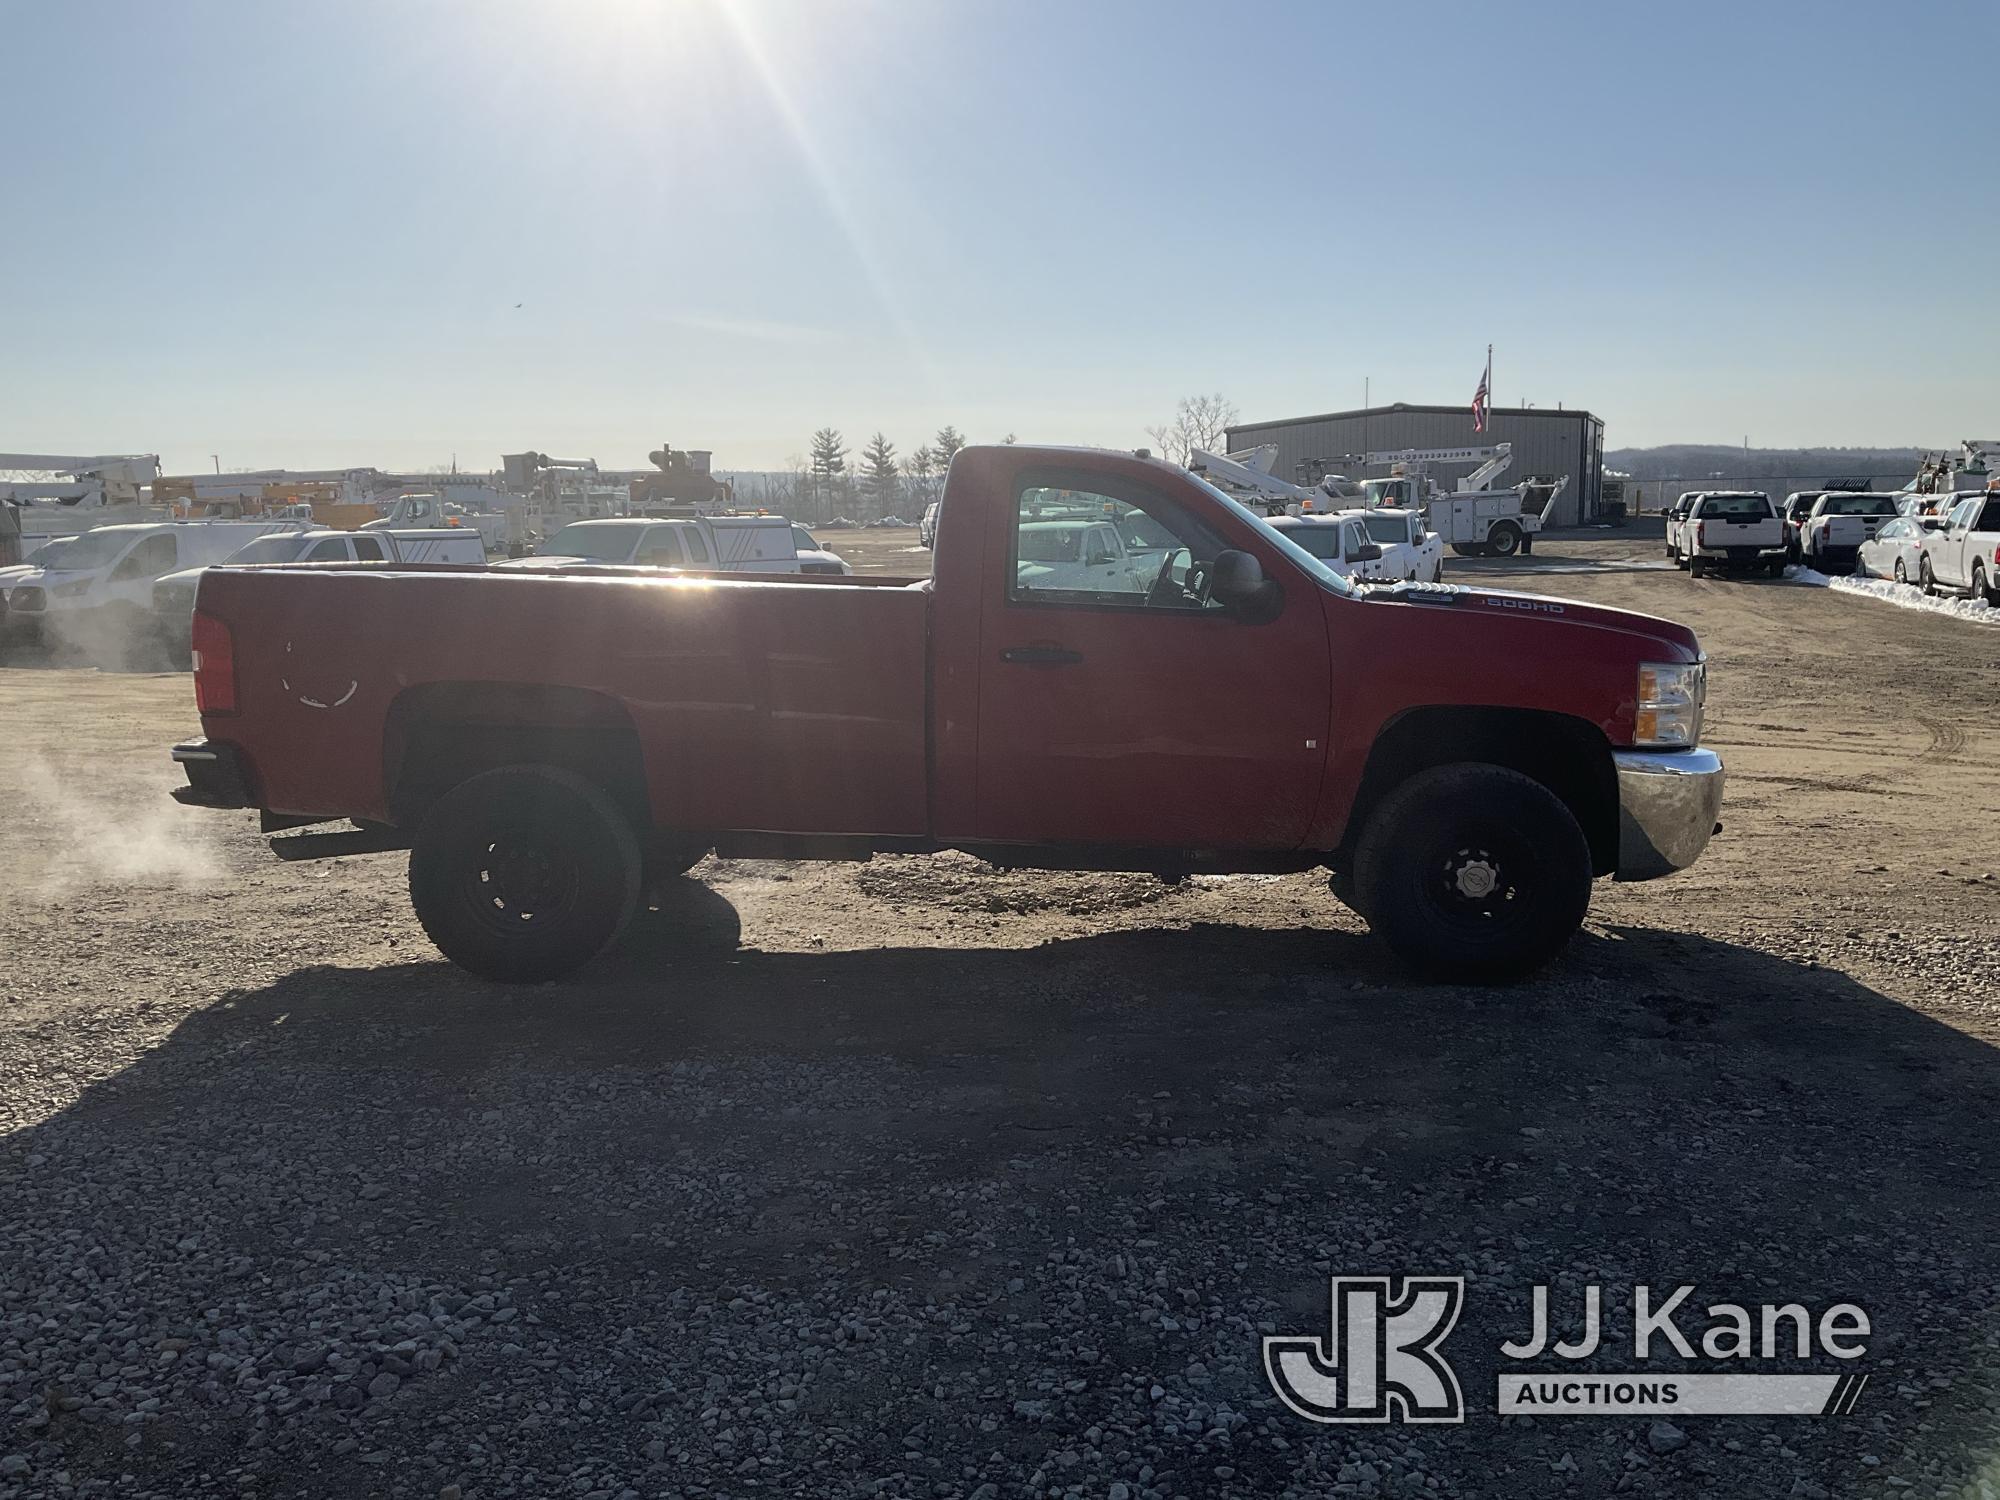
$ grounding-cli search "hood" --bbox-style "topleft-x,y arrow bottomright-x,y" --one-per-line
1363,580 -> 1702,661
157,565 -> 210,588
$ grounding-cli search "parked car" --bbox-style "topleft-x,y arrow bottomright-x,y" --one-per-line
1918,492 -> 2000,602
790,526 -> 852,576
918,502 -> 940,548
1338,508 -> 1445,582
151,527 -> 487,657
1855,516 -> 1940,586
505,516 -> 802,574
1781,492 -> 1834,562
1798,493 -> 1900,575
1265,514 -> 1396,581
169,443 -> 1722,986
1671,492 -> 1784,578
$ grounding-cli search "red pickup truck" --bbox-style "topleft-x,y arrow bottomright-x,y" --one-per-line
170,445 -> 1723,983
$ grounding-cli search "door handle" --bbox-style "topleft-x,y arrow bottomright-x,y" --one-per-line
1001,646 -> 1083,665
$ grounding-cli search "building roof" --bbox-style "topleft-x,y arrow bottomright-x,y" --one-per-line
1228,402 -> 1602,436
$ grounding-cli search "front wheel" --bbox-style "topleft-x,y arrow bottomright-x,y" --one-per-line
1353,763 -> 1593,982
409,765 -> 643,982
1919,556 -> 1937,596
1894,558 -> 1908,585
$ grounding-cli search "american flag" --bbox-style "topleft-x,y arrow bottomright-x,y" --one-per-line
1471,347 -> 1491,434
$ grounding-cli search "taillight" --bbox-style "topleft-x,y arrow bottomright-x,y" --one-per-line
1696,521 -> 1706,548
191,610 -> 237,715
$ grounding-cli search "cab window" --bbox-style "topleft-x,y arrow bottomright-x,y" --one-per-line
636,528 -> 683,566
681,526 -> 711,565
1010,476 -> 1224,610
306,537 -> 350,562
350,535 -> 385,561
112,534 -> 177,581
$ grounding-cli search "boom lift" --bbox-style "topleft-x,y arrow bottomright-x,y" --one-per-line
1187,445 -> 1361,517
0,453 -> 163,539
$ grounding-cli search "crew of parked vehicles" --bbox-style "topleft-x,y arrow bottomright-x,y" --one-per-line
1665,485 -> 1998,603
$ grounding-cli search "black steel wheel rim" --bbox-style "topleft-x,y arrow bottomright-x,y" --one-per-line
461,828 -> 582,936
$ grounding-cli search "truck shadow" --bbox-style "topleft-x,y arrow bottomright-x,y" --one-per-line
9,906 -> 2000,1489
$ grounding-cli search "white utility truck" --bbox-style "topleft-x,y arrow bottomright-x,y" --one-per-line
1356,445 -> 1567,558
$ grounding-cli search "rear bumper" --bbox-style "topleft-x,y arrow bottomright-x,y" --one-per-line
1611,747 -> 1724,881
170,739 -> 256,809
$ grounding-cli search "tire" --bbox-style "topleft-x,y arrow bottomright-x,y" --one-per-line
1450,543 -> 1481,558
1919,556 -> 1937,595
408,765 -> 643,982
1353,763 -> 1593,982
1487,523 -> 1522,558
1689,556 -> 1707,579
1519,534 -> 1533,555
1765,558 -> 1786,578
1975,562 -> 1998,607
1894,558 -> 1907,585
1432,561 -> 1444,583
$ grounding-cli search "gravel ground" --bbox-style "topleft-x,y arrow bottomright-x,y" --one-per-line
2,529 -> 1998,1499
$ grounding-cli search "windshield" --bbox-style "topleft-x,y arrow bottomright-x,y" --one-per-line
1698,496 -> 1771,519
23,538 -> 74,567
1117,511 -> 1179,551
541,524 -> 640,561
223,534 -> 308,564
1358,513 -> 1409,544
1186,474 -> 1359,596
41,530 -> 132,570
1822,495 -> 1895,516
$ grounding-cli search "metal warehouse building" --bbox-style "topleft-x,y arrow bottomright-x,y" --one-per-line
1225,403 -> 1607,527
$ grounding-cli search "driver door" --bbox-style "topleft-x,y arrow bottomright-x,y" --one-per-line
972,468 -> 1331,851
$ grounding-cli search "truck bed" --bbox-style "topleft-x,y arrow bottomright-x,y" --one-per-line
195,564 -> 933,835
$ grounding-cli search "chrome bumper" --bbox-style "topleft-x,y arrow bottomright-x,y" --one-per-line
1612,747 -> 1724,881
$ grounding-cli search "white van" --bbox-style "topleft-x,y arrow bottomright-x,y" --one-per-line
6,521 -> 304,633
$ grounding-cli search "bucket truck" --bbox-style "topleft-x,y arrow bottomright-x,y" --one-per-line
0,453 -> 163,541
1355,444 -> 1568,557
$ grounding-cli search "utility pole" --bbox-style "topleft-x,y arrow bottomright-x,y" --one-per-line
211,455 -> 220,474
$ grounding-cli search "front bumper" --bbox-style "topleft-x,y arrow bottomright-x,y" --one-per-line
170,739 -> 256,809
1611,747 -> 1724,881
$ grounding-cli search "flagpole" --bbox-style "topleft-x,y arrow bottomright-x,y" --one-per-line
1487,344 -> 1493,418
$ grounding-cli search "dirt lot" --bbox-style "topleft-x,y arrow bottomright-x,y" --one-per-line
2,530 -> 1998,1500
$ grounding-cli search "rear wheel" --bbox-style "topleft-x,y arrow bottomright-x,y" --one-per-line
409,765 -> 642,982
1975,561 -> 1997,606
1919,556 -> 1937,595
1689,556 -> 1708,578
1353,763 -> 1593,982
1894,558 -> 1908,585
1450,543 -> 1481,558
1487,523 -> 1522,558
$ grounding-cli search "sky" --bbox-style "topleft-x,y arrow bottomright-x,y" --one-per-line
5,0 -> 1996,475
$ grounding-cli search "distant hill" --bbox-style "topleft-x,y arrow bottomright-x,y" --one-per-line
1606,445 -> 1927,482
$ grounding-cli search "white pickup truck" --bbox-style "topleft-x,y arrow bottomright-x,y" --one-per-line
1919,492 -> 2000,602
1669,491 -> 1786,578
1799,493 -> 1900,575
503,516 -> 805,574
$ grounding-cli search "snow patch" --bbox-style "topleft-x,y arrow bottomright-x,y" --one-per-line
1788,566 -> 1998,625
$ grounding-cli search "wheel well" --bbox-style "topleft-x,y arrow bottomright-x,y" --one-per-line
384,682 -> 650,832
1343,706 -> 1619,876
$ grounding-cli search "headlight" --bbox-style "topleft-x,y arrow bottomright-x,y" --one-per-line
1635,660 -> 1705,747
54,579 -> 94,598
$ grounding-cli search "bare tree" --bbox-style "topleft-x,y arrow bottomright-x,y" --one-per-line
1145,393 -> 1239,467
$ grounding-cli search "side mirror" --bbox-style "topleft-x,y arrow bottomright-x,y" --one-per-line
1351,542 -> 1383,562
1210,549 -> 1282,622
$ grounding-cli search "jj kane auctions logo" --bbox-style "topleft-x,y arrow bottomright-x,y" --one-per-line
1265,1278 -> 1870,1424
